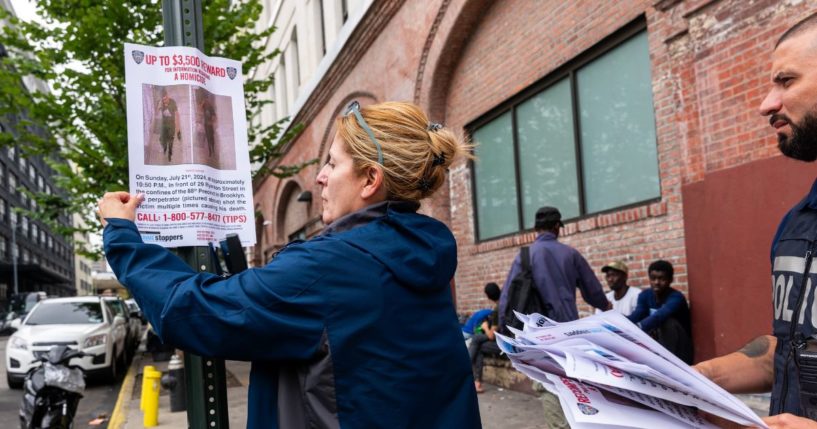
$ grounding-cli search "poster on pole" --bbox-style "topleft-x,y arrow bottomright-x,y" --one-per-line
124,42 -> 255,247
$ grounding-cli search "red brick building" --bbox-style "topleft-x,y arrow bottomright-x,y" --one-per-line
253,0 -> 817,362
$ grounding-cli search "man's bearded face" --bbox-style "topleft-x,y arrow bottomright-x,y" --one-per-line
774,108 -> 817,162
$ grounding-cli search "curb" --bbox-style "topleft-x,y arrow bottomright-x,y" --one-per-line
108,354 -> 140,429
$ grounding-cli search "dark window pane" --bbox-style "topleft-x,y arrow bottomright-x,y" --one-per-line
473,111 -> 518,239
517,78 -> 580,227
105,300 -> 126,317
577,31 -> 660,213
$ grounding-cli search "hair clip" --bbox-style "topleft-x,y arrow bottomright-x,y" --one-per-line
418,177 -> 432,192
432,153 -> 445,166
427,122 -> 443,132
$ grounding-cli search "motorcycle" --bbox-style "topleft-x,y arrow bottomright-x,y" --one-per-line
19,346 -> 88,429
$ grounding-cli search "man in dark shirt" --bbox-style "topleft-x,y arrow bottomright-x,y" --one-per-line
158,89 -> 180,162
628,260 -> 693,364
199,92 -> 217,157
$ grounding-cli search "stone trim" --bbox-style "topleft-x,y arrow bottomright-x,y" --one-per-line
413,0 -> 452,104
470,201 -> 669,255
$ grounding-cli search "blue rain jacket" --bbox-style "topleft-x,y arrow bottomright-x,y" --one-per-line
103,201 -> 481,428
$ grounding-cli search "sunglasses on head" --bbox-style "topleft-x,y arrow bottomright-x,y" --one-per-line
344,101 -> 384,165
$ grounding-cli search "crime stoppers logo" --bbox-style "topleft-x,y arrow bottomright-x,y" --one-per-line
140,231 -> 183,244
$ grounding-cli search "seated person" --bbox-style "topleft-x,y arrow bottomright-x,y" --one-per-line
595,260 -> 641,317
461,283 -> 501,340
627,260 -> 694,364
467,305 -> 501,394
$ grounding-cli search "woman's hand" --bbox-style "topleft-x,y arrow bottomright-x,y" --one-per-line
763,414 -> 817,429
97,192 -> 144,227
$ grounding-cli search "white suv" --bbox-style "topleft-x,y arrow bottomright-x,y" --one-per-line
5,296 -> 128,388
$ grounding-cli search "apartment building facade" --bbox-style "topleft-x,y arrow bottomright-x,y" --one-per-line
0,0 -> 76,302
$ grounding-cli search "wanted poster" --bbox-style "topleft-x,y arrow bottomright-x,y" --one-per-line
124,42 -> 255,247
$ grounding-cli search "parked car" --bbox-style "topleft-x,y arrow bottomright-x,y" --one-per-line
5,292 -> 48,333
5,296 -> 128,389
102,297 -> 141,356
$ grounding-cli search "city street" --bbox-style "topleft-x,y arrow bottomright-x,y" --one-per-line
0,336 -> 122,428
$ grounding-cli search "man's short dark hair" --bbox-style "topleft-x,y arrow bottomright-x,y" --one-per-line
484,282 -> 501,301
648,260 -> 674,281
534,206 -> 563,231
776,13 -> 817,48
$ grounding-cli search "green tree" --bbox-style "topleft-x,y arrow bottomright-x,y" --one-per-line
0,0 -> 303,256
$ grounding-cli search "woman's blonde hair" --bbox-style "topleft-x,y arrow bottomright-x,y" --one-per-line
335,101 -> 471,202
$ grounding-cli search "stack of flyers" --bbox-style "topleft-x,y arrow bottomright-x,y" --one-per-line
496,311 -> 768,429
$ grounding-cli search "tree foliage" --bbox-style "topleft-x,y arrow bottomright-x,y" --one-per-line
0,0 -> 300,257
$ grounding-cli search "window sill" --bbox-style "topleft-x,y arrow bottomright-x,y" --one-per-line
471,200 -> 668,255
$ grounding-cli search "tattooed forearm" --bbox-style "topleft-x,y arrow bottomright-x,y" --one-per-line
738,335 -> 771,358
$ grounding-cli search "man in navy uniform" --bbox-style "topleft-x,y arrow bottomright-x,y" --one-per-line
696,14 -> 817,428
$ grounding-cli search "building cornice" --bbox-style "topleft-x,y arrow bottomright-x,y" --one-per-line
292,0 -> 406,126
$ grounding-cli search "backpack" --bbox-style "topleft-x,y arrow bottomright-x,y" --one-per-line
499,246 -> 551,335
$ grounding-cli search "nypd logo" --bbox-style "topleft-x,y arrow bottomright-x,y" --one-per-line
132,50 -> 145,64
577,403 -> 599,416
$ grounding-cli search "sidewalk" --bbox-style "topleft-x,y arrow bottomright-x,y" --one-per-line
111,353 -> 769,428
111,351 -> 545,429
478,384 -> 546,428
114,352 -> 250,429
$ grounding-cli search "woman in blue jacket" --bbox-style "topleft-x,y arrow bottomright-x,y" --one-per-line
98,101 -> 481,428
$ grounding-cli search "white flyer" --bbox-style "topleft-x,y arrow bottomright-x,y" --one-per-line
124,42 -> 255,247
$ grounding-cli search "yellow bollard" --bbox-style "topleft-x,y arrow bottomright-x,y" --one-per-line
140,365 -> 155,411
142,367 -> 162,427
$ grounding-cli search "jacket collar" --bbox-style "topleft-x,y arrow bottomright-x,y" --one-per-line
805,177 -> 817,210
321,200 -> 420,235
536,231 -> 558,241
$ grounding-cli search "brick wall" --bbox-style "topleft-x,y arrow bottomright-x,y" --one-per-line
443,0 -> 688,314
438,0 -> 816,321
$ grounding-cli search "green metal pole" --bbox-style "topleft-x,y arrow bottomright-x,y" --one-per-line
162,0 -> 204,48
161,1 -> 229,428
171,247 -> 230,429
